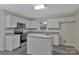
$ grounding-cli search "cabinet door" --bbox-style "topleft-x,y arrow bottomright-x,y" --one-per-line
6,15 -> 10,27
17,18 -> 23,23
25,20 -> 30,28
6,15 -> 17,27
53,34 -> 59,46
5,35 -> 13,51
30,21 -> 38,28
13,35 -> 20,49
47,20 -> 59,28
10,15 -> 17,27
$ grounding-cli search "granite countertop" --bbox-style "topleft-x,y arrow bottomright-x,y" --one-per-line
27,33 -> 54,39
28,36 -> 53,39
28,31 -> 59,35
5,33 -> 20,35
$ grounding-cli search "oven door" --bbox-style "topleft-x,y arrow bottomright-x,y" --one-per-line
20,33 -> 27,43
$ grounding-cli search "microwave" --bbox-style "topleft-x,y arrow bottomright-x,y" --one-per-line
17,22 -> 26,29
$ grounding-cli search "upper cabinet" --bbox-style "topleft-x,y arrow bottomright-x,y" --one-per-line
29,19 -> 59,29
23,19 -> 31,28
30,20 -> 38,28
47,17 -> 76,29
47,19 -> 59,29
5,14 -> 31,28
17,17 -> 23,23
5,15 -> 18,28
59,17 -> 76,22
17,18 -> 31,28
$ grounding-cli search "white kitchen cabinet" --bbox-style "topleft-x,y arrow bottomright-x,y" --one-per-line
5,34 -> 20,51
17,17 -> 23,23
47,19 -> 59,28
27,33 -> 53,55
30,20 -> 38,28
17,18 -> 27,24
21,18 -> 30,28
5,35 -> 13,51
16,18 -> 31,28
22,18 -> 27,23
53,34 -> 59,46
5,15 -> 18,28
25,20 -> 31,28
13,35 -> 20,49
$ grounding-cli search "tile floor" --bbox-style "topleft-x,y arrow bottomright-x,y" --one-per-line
53,45 -> 79,55
0,46 -> 27,55
0,44 -> 79,55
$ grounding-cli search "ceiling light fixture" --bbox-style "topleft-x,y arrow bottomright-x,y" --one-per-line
34,4 -> 46,10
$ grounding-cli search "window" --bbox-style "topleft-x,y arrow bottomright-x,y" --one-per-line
40,20 -> 48,29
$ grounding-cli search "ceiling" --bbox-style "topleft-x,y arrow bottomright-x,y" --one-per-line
0,4 -> 79,20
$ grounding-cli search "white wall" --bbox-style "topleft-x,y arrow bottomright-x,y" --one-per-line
0,10 -> 6,51
74,13 -> 79,51
59,22 -> 76,46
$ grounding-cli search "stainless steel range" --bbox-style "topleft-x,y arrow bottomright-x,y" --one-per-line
14,22 -> 27,44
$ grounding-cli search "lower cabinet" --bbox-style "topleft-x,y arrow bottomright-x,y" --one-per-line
27,36 -> 53,55
13,35 -> 20,49
53,34 -> 59,46
5,35 -> 13,51
5,34 -> 20,51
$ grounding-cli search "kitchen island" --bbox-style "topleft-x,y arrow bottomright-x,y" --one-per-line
27,33 -> 53,55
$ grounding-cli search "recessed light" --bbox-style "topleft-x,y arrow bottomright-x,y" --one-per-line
34,4 -> 46,10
